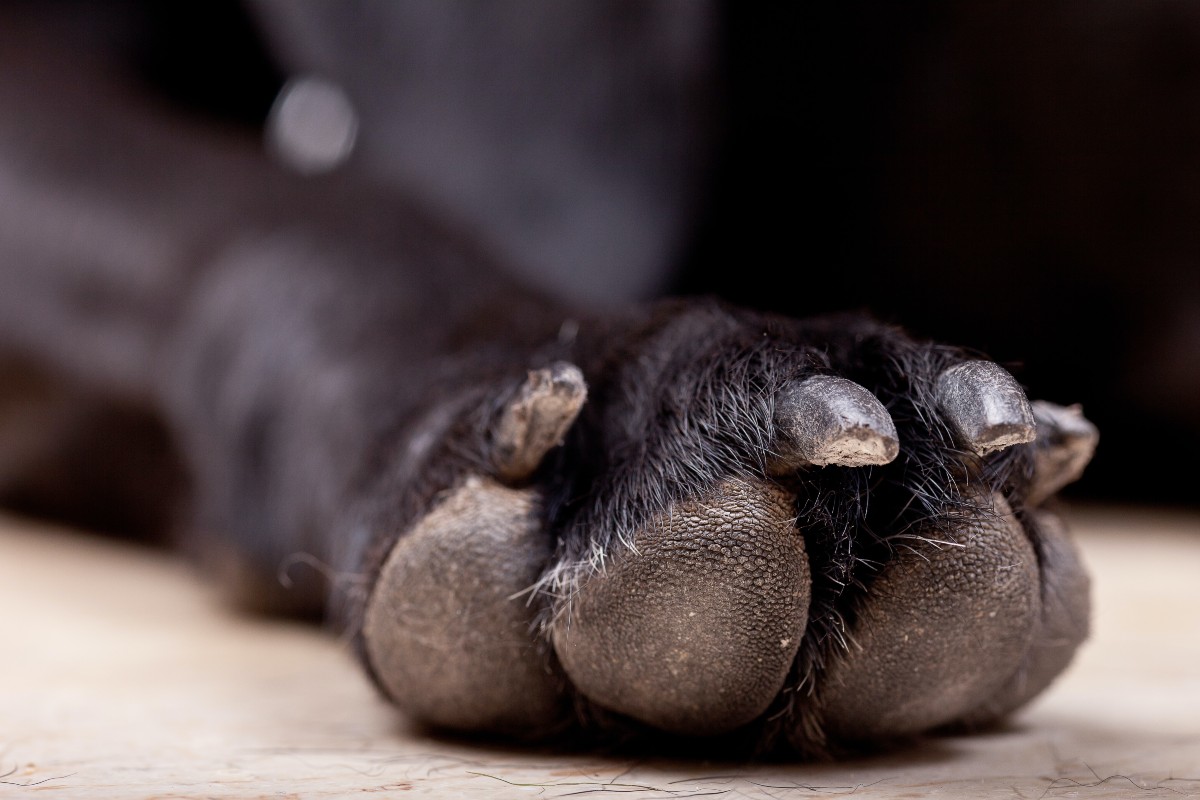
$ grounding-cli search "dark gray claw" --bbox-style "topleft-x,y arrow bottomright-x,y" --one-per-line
1026,401 -> 1099,505
935,361 -> 1036,455
773,375 -> 899,468
493,362 -> 586,482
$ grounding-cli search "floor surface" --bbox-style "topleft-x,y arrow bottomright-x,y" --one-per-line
2,505 -> 1198,799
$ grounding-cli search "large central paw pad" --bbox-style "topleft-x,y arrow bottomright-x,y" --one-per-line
361,324 -> 1097,756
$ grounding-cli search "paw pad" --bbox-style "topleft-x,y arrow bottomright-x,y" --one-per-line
360,321 -> 1096,755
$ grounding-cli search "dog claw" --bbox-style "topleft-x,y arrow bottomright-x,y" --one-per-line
773,375 -> 899,468
493,362 -> 586,482
935,362 -> 1036,456
1026,401 -> 1099,505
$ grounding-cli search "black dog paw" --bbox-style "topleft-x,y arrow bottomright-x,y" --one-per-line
358,304 -> 1096,756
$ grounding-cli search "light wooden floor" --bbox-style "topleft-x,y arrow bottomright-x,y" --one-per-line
2,505 -> 1198,799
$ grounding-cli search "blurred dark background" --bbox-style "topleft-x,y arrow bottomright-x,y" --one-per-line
17,0 -> 1200,508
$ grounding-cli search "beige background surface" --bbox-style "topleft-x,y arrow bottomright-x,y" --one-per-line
2,505 -> 1198,799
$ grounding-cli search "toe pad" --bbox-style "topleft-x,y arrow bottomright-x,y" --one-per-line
553,478 -> 809,735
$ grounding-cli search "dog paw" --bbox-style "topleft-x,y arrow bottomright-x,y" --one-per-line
359,306 -> 1096,756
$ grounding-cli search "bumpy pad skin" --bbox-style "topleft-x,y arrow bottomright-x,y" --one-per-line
819,494 -> 1040,741
552,478 -> 809,735
957,509 -> 1091,727
363,477 -> 563,733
